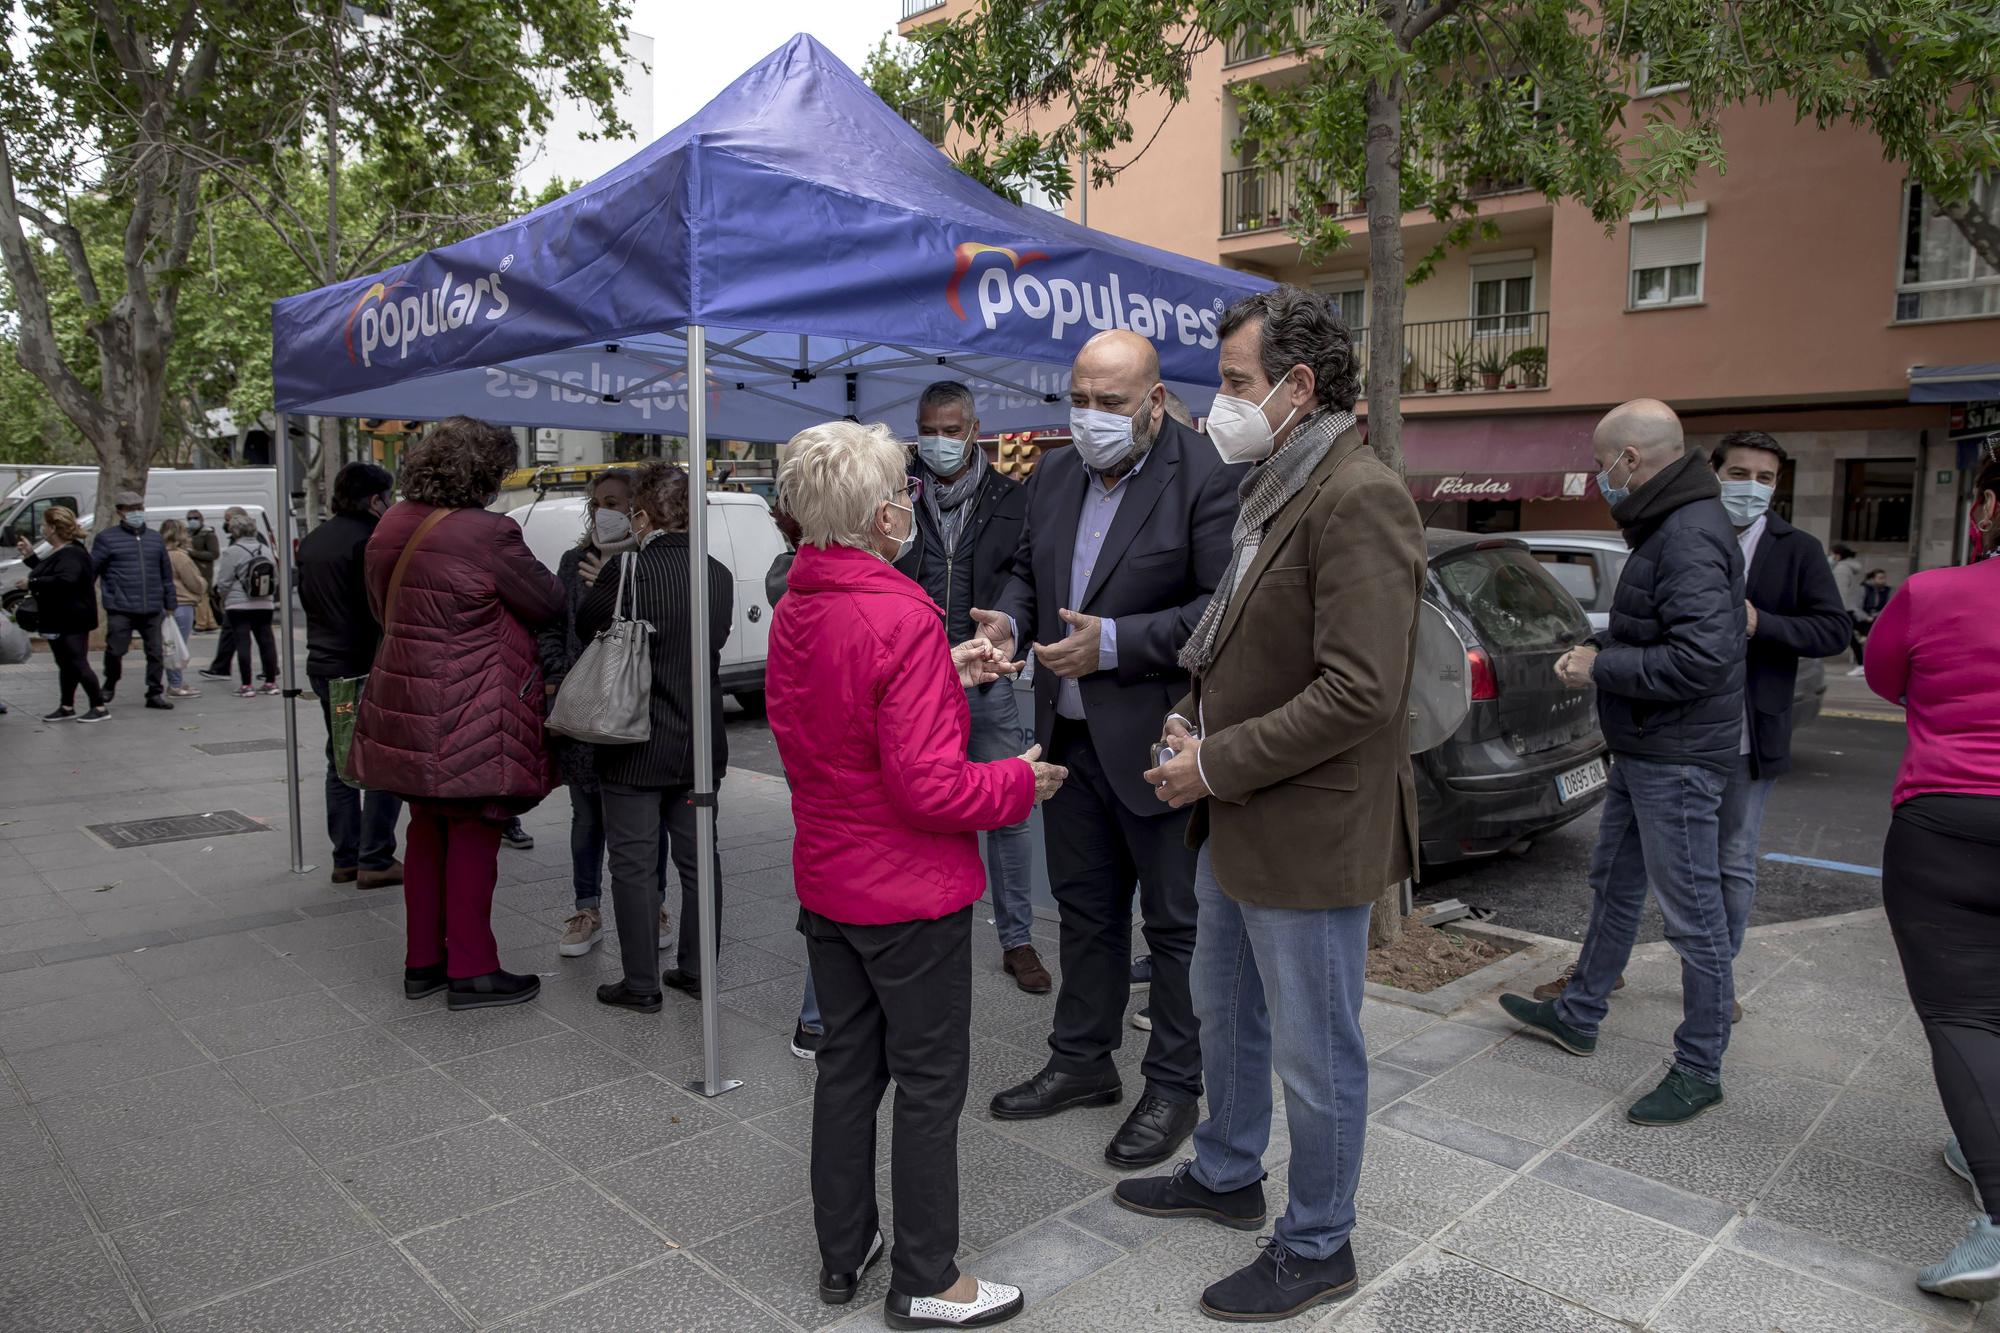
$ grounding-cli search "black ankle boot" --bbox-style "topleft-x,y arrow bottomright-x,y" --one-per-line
446,969 -> 540,1010
404,964 -> 448,1000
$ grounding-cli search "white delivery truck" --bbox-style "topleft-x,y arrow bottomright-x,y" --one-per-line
507,492 -> 788,711
0,467 -> 279,607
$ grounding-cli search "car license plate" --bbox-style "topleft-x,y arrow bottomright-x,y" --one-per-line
1556,758 -> 1608,803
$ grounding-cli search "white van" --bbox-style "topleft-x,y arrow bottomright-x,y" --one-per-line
508,493 -> 788,708
0,467 -> 279,602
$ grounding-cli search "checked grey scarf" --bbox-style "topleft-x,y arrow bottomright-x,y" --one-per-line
923,445 -> 987,551
1178,406 -> 1356,675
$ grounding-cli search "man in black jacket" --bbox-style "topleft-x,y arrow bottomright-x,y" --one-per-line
298,462 -> 402,888
974,329 -> 1242,1169
1501,399 -> 1746,1126
893,380 -> 1051,995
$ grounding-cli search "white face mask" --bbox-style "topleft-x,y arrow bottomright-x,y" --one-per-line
1069,398 -> 1152,472
883,499 -> 916,563
1206,375 -> 1301,465
593,509 -> 632,546
915,433 -> 970,476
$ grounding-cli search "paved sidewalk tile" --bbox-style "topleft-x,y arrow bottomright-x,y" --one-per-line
1650,1248 -> 1935,1333
1327,1248 -> 1627,1332
156,1245 -> 462,1333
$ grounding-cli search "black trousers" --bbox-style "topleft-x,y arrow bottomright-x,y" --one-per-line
804,905 -> 970,1297
1042,716 -> 1202,1101
208,611 -> 238,674
102,609 -> 164,700
599,782 -> 721,994
50,632 -> 104,710
226,608 -> 278,685
1883,794 -> 2000,1223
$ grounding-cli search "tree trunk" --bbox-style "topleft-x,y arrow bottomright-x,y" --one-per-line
1362,70 -> 1408,949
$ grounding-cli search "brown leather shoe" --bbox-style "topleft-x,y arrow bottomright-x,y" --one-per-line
1532,963 -> 1626,1002
1003,945 -> 1052,994
330,867 -> 358,884
357,860 -> 404,890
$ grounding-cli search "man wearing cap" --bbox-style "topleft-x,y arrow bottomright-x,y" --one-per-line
92,491 -> 177,710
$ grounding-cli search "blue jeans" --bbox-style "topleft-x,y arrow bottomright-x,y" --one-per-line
569,782 -> 666,912
309,675 -> 402,872
1557,755 -> 1734,1083
167,606 -> 193,688
966,682 -> 1034,949
800,966 -> 821,1034
1188,846 -> 1371,1260
1717,755 -> 1776,958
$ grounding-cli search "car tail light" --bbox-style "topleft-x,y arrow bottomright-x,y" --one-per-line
1467,647 -> 1498,701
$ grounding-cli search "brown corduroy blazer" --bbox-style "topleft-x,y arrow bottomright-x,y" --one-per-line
1179,426 -> 1426,909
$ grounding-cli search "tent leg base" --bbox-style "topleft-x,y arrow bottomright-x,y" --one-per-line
686,1078 -> 742,1099
291,864 -> 320,876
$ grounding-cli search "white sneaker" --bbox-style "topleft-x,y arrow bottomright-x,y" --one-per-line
1846,666 -> 1866,677
559,908 -> 602,957
885,1279 -> 1025,1330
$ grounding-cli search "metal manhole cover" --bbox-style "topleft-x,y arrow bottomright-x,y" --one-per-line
192,739 -> 291,756
85,811 -> 268,849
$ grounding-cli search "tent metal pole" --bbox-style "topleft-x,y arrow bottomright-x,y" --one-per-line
274,411 -> 311,875
685,325 -> 738,1099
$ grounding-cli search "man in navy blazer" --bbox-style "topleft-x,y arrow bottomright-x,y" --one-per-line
972,329 -> 1241,1169
1707,431 -> 1852,967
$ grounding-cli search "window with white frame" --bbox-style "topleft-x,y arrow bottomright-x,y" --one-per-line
1635,52 -> 1690,96
1896,177 -> 2000,322
1313,275 -> 1367,331
1629,209 -> 1705,308
1470,256 -> 1534,336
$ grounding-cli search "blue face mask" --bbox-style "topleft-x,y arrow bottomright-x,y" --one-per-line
915,433 -> 970,477
121,511 -> 146,531
1718,479 -> 1774,527
1596,454 -> 1633,508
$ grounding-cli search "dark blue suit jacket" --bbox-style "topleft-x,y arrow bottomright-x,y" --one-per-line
1742,514 -> 1851,777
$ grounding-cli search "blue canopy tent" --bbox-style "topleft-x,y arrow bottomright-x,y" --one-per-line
269,33 -> 1269,1093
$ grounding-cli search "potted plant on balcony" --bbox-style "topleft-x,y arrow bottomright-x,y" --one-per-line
1507,345 -> 1547,389
1474,349 -> 1507,391
1446,344 -> 1474,392
1422,365 -> 1440,393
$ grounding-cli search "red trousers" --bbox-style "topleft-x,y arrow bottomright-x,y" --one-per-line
403,804 -> 504,978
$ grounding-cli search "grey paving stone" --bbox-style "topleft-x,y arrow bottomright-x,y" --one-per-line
1001,1241 -> 1245,1333
0,1163 -> 92,1261
0,987 -> 175,1055
1372,1101 -> 1539,1170
1439,1175 -> 1707,1323
273,1067 -> 492,1164
326,978 -> 433,1024
110,1172 -> 377,1314
286,938 -> 405,987
0,891 -> 68,929
1650,1248 -> 1936,1333
712,940 -> 804,992
970,1217 -> 1123,1309
719,895 -> 801,943
695,1198 -> 882,1331
1848,1014 -> 1936,1096
400,1177 -> 670,1326
1359,1001 -> 1434,1056
1064,1187 -> 1179,1251
6,1022 -> 211,1099
117,933 -> 277,984
718,972 -> 817,1033
1403,1056 -> 1613,1146
68,1109 -> 312,1228
157,1244 -> 462,1333
1374,1020 -> 1501,1077
1352,1127 -> 1515,1240
1807,1085 -> 1956,1182
1332,1246 -> 1632,1332
37,929 -> 181,965
437,1030 -> 640,1112
1757,1147 -> 1969,1266
222,1026 -> 423,1106
511,1074 -> 731,1171
381,1003 -> 568,1063
1485,1027 -> 1666,1095
0,955 -> 137,1013
249,910 -> 398,956
1528,1151 -> 1737,1237
175,907 -> 312,939
0,1104 -> 53,1169
501,1252 -> 792,1333
0,1238 -> 145,1333
3,915 -> 101,954
1727,1215 -> 1984,1327
594,1120 -> 810,1245
942,1120 -> 1108,1250
180,989 -> 366,1059
333,1117 -> 574,1236
38,1061 -> 254,1157
1365,1060 -> 1430,1113
664,1032 -> 819,1120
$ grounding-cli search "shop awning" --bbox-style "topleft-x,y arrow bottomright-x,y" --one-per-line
1911,363 -> 2000,402
1400,411 -> 1601,502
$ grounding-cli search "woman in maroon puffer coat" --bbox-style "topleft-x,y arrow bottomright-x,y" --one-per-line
348,417 -> 564,1010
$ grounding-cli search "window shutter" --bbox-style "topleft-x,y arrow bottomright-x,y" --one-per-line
1630,216 -> 1705,270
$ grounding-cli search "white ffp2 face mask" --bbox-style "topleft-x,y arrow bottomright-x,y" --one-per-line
1206,376 -> 1300,464
593,509 -> 632,546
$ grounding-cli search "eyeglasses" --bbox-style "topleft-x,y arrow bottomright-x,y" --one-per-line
900,475 -> 924,504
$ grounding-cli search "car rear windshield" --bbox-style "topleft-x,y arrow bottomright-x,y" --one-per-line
1433,546 -> 1591,652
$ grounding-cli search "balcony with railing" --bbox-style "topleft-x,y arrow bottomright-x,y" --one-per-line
1223,4 -> 1327,65
897,98 -> 948,146
1350,312 -> 1551,397
1221,160 -> 1359,236
902,0 -> 946,19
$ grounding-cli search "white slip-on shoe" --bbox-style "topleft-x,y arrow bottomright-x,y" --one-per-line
885,1279 -> 1025,1330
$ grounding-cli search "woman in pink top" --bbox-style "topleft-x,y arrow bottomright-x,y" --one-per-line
1865,453 -> 2000,1303
767,421 -> 1067,1331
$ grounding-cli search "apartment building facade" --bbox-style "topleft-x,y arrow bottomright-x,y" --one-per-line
899,0 -> 2000,575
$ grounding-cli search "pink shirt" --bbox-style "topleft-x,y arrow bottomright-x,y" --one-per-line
1864,558 -> 2000,806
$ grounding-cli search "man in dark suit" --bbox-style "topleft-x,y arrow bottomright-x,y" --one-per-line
973,328 -> 1240,1168
1707,432 -> 1852,965
894,380 -> 1048,994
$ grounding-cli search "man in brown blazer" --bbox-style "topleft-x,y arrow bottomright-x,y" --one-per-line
1111,286 -> 1425,1323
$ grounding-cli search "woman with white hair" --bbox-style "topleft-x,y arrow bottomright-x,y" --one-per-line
213,511 -> 279,697
767,421 -> 1065,1330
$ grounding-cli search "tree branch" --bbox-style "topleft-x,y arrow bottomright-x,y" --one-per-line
15,201 -> 103,311
1402,0 -> 1469,47
0,125 -> 113,444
